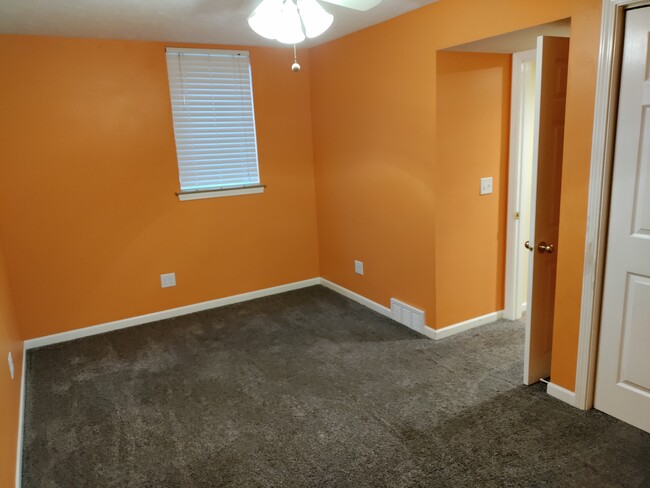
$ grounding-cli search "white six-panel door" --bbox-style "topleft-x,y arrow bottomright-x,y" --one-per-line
595,6 -> 650,434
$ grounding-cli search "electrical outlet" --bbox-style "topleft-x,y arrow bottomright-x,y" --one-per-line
354,260 -> 364,276
480,177 -> 493,195
160,272 -> 176,288
8,352 -> 14,380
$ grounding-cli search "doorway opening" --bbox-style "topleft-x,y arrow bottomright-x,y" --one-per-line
440,18 -> 571,388
505,49 -> 536,322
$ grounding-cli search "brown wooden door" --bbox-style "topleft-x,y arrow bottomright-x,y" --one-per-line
524,36 -> 569,385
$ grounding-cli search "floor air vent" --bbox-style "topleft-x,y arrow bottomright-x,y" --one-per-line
390,298 -> 425,332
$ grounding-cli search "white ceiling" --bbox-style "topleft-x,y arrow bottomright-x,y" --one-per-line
0,0 -> 439,47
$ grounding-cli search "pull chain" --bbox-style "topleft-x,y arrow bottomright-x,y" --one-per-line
292,44 -> 301,72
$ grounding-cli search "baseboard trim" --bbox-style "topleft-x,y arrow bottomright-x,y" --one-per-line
24,276 -> 510,350
319,279 -> 392,318
546,381 -> 577,406
319,279 -> 433,339
434,310 -> 505,340
24,278 -> 321,350
15,343 -> 26,488
22,277 -> 513,352
320,279 -> 503,341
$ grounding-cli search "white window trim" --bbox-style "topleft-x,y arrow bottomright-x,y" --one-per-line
176,184 -> 265,201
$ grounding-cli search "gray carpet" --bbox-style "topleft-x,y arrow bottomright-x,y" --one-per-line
22,286 -> 650,487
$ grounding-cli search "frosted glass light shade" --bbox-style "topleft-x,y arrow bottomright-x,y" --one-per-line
297,0 -> 333,38
276,0 -> 306,44
248,0 -> 284,40
248,0 -> 333,44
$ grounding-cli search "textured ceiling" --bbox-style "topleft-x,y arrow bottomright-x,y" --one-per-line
0,0 -> 439,47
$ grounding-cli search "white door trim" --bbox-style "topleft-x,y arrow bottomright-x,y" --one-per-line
505,48 -> 537,321
575,0 -> 650,410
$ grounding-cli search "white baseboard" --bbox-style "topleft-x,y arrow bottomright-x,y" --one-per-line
546,381 -> 577,406
433,310 -> 505,340
24,278 -> 321,350
319,279 -> 436,338
320,279 -> 502,341
319,279 -> 392,318
24,275 -> 509,350
15,343 -> 26,488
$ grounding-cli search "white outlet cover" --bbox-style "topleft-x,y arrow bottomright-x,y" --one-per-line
480,177 -> 493,195
8,352 -> 14,379
160,272 -> 176,288
354,260 -> 364,276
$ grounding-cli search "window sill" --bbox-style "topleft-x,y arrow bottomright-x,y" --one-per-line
176,185 -> 265,201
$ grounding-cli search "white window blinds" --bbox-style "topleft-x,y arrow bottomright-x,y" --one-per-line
165,48 -> 261,193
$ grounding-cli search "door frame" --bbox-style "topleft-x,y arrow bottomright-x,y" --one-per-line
575,0 -> 650,410
504,48 -> 537,321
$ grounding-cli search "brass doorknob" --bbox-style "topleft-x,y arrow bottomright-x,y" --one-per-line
538,241 -> 554,254
524,240 -> 534,252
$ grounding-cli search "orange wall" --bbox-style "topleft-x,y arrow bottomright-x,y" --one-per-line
549,5 -> 602,391
0,35 -> 320,339
310,0 -> 601,391
0,0 -> 602,396
310,11 -> 438,319
435,51 -> 511,328
0,235 -> 23,487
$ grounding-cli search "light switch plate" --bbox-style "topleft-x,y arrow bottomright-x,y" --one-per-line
160,273 -> 176,288
480,177 -> 493,195
354,260 -> 364,276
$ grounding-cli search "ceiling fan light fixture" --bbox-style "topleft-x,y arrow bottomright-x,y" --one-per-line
276,0 -> 306,44
297,0 -> 333,39
248,0 -> 337,44
247,0 -> 284,40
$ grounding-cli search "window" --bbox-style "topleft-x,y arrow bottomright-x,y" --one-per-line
165,48 -> 263,200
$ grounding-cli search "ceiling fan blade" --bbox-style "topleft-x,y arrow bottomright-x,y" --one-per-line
320,0 -> 383,11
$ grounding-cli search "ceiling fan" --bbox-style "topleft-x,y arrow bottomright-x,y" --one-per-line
248,0 -> 383,46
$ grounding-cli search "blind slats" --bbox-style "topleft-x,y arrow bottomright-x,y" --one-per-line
181,171 -> 259,179
166,48 -> 260,192
169,89 -> 254,96
178,155 -> 258,163
174,130 -> 256,137
171,113 -> 255,119
179,162 -> 259,171
177,151 -> 257,156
